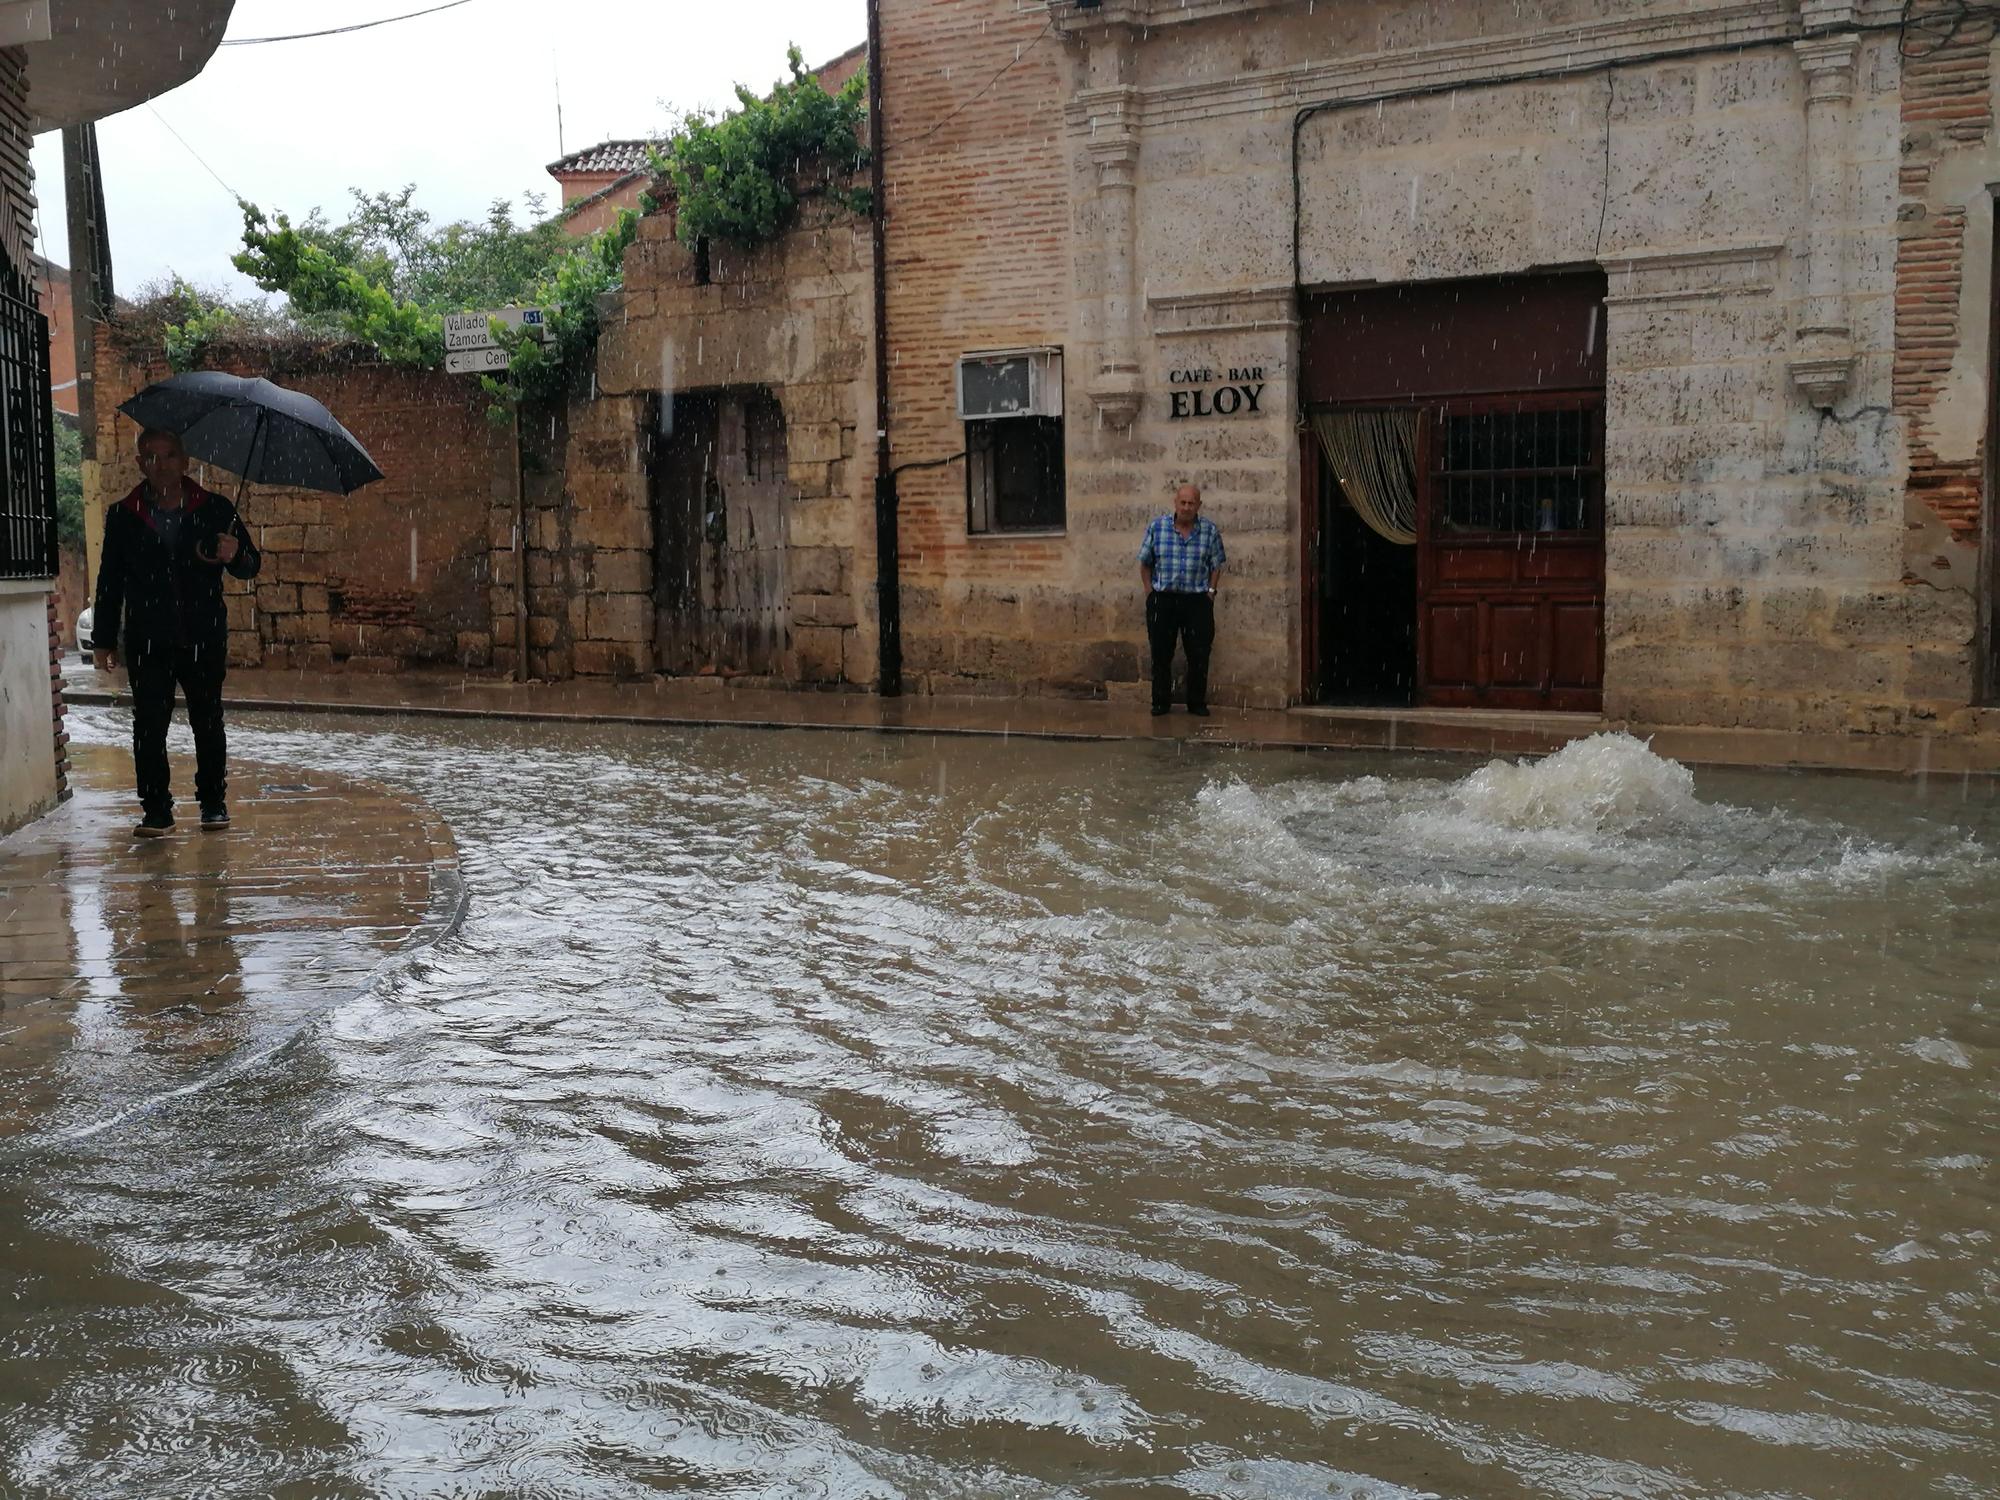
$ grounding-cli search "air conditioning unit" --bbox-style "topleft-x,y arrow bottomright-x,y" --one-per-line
956,348 -> 1063,420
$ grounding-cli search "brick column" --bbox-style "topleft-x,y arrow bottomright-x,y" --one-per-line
45,589 -> 70,804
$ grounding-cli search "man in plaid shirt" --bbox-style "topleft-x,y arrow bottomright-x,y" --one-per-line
1137,483 -> 1226,716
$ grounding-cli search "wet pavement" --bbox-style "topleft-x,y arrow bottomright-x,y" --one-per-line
59,660 -> 2000,774
0,743 -> 464,1141
4,704 -> 1996,1498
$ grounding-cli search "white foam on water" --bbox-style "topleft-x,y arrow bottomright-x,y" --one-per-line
1907,1036 -> 1973,1070
1448,732 -> 1697,835
1194,733 -> 1985,906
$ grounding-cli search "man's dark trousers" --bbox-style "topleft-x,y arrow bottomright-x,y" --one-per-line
129,648 -> 228,819
1147,591 -> 1214,711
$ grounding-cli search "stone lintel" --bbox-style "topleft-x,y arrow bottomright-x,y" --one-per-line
1601,242 -> 1785,307
1147,284 -> 1298,337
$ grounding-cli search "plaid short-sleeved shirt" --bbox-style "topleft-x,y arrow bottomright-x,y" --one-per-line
1138,514 -> 1226,593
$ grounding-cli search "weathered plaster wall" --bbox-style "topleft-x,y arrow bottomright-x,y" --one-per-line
0,584 -> 59,835
1891,12 -> 1996,709
583,202 -> 871,684
91,334 -> 509,672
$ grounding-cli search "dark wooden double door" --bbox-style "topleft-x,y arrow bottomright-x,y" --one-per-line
1311,393 -> 1604,714
1301,271 -> 1607,715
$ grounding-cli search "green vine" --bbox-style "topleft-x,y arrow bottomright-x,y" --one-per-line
662,44 -> 869,249
481,207 -> 640,420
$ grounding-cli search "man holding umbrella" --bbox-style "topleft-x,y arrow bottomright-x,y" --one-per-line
93,428 -> 261,836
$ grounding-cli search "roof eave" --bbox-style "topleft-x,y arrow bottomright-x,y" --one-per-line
16,0 -> 237,133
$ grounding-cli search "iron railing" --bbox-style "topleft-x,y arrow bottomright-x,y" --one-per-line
0,268 -> 57,581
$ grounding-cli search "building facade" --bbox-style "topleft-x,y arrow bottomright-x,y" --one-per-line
1,0 -> 235,835
555,0 -> 2000,741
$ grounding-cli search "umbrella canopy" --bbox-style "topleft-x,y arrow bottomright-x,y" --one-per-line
117,372 -> 384,495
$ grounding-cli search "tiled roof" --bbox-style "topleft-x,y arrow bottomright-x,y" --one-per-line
547,140 -> 653,178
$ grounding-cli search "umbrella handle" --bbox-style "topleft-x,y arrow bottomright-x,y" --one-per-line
234,409 -> 266,518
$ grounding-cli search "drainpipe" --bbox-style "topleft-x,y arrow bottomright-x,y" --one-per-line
867,0 -> 901,696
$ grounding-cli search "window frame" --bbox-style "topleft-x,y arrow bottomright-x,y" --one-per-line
965,412 -> 1067,536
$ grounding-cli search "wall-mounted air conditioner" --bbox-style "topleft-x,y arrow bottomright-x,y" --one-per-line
956,348 -> 1063,420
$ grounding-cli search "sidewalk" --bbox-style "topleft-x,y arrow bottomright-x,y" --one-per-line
59,660 -> 2000,774
0,744 -> 463,1142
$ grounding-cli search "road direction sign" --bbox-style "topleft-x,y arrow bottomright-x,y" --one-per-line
445,347 -> 514,375
442,306 -> 547,352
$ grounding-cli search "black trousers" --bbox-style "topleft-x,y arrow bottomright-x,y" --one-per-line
1147,591 -> 1215,710
129,648 -> 228,817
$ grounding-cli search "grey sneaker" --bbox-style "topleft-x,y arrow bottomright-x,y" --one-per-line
200,804 -> 231,831
134,811 -> 174,838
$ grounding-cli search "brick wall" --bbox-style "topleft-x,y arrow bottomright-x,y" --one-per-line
0,47 -> 33,285
1894,11 -> 1994,545
92,332 -> 508,672
877,0 -> 1098,695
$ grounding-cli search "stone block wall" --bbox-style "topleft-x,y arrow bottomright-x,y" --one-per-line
583,199 -> 871,685
91,333 -> 508,673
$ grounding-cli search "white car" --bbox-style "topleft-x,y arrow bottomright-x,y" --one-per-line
75,605 -> 94,655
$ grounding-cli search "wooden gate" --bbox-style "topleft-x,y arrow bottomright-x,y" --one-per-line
650,389 -> 790,676
1416,395 -> 1603,712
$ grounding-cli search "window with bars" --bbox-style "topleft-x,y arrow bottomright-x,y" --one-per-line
1434,403 -> 1600,536
0,267 -> 56,581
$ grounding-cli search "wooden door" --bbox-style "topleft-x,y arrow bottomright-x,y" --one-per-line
1416,395 -> 1604,712
650,390 -> 790,676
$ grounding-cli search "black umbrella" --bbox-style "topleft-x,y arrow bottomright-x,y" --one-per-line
117,371 -> 384,499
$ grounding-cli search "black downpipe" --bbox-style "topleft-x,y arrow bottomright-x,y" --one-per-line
867,0 -> 901,697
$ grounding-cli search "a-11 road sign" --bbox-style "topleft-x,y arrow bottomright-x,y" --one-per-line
444,346 -> 516,375
442,306 -> 548,353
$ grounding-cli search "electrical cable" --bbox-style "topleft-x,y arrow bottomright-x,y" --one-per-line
221,0 -> 482,46
1592,73 -> 1616,259
146,104 -> 245,204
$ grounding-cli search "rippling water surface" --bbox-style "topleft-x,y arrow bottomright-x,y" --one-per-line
7,710 -> 1998,1498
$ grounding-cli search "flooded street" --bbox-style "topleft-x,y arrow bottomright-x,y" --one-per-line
6,708 -> 1998,1498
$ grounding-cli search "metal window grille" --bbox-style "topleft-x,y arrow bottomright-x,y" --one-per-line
0,270 -> 57,581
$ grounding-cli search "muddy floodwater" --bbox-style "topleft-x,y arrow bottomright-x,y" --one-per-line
6,708 -> 1998,1499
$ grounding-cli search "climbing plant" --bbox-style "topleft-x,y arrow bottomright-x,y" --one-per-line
663,44 -> 869,249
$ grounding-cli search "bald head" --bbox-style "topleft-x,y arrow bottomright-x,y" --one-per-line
1173,484 -> 1202,526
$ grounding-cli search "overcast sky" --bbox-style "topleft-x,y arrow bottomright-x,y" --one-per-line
30,0 -> 866,301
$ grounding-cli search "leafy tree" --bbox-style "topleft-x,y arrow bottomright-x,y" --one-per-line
233,203 -> 444,366
665,44 -> 870,249
211,46 -> 860,412
286,186 -> 571,313
53,418 -> 83,551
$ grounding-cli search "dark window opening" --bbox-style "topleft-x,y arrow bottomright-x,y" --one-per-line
966,416 -> 1064,533
694,235 -> 712,287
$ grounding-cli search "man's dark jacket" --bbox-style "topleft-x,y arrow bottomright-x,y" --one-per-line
93,477 -> 262,667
